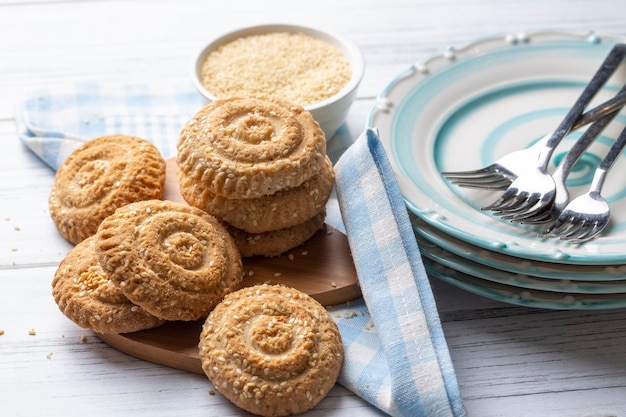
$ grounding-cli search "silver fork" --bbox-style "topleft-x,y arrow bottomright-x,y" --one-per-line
441,90 -> 626,189
482,43 -> 626,219
507,92 -> 624,224
544,123 -> 626,243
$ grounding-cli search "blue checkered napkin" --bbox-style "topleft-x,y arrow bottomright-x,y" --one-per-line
333,128 -> 466,417
16,81 -> 204,170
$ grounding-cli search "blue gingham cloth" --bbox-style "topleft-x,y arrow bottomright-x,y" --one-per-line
16,81 -> 204,170
15,83 -> 465,417
333,128 -> 466,417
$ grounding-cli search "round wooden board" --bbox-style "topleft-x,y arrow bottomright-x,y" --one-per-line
97,158 -> 361,375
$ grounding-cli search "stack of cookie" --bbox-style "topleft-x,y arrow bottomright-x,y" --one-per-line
176,96 -> 335,257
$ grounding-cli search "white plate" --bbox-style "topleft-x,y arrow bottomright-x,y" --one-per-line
415,232 -> 626,294
410,214 -> 626,281
370,31 -> 626,265
424,258 -> 626,310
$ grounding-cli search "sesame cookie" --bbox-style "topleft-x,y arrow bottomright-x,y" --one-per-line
180,156 -> 334,233
52,236 -> 165,334
198,284 -> 344,417
176,96 -> 327,199
49,134 -> 166,244
95,200 -> 243,321
226,211 -> 326,258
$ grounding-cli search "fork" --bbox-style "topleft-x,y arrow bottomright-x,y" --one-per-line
544,123 -> 626,243
513,112 -> 617,224
482,43 -> 626,219
506,85 -> 626,224
441,90 -> 626,189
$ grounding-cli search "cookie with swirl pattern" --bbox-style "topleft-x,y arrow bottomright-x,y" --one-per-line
52,235 -> 165,334
95,200 -> 243,321
176,96 -> 327,199
198,284 -> 344,417
49,135 -> 166,244
180,156 -> 334,234
225,211 -> 326,258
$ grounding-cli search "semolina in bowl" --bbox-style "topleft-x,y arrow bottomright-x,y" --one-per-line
190,23 -> 365,139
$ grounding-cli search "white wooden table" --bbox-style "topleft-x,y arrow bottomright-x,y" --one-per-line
2,1 -> 626,416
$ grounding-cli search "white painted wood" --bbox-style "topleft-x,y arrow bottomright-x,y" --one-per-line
1,0 -> 626,416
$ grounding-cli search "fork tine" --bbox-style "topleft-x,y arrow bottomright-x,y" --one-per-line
498,204 -> 550,223
567,228 -> 596,243
557,220 -> 587,240
513,201 -> 557,223
485,191 -> 543,213
499,195 -> 541,214
545,224 -> 574,239
516,212 -> 555,224
569,222 -> 607,243
482,190 -> 520,211
544,213 -> 573,236
442,166 -> 517,181
443,174 -> 511,187
501,202 -> 553,222
448,177 -> 512,189
443,171 -> 505,181
440,166 -> 497,178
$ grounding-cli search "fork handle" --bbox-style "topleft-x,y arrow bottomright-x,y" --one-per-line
554,110 -> 618,180
555,82 -> 626,179
589,123 -> 626,193
572,89 -> 626,130
540,43 -> 626,167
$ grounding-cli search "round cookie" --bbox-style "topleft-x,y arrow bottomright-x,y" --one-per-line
226,211 -> 326,258
198,284 -> 344,417
95,200 -> 243,321
180,156 -> 334,233
49,134 -> 166,245
52,235 -> 165,334
177,96 -> 327,199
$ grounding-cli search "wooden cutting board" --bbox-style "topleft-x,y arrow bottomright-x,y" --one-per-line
96,158 -> 361,375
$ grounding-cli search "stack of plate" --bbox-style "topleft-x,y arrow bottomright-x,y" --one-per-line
369,30 -> 626,309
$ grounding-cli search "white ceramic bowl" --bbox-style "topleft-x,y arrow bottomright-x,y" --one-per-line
190,23 -> 365,139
